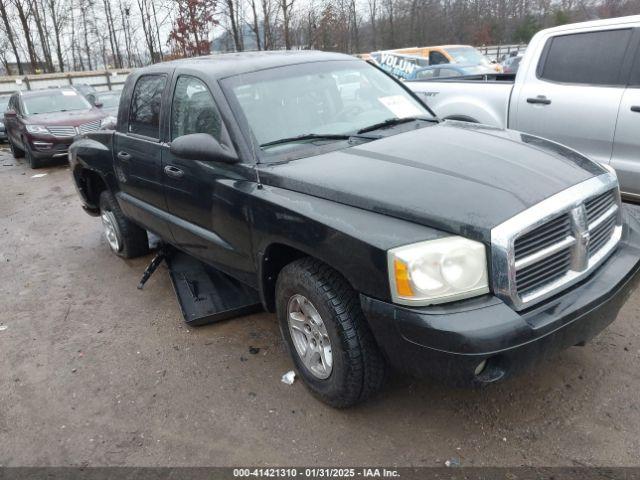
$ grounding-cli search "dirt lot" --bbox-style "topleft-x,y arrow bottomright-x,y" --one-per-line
1,146 -> 640,467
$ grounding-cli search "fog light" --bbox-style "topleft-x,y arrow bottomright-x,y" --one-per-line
474,359 -> 487,376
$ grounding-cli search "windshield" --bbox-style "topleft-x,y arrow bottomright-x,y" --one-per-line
22,90 -> 91,115
447,47 -> 489,66
223,60 -> 432,149
0,98 -> 9,112
96,92 -> 121,108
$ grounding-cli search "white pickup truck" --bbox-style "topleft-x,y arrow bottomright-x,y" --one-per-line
407,15 -> 640,200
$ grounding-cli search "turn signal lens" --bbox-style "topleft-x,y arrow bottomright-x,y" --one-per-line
394,259 -> 414,297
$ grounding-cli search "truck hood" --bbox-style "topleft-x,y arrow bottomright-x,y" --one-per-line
259,121 -> 606,242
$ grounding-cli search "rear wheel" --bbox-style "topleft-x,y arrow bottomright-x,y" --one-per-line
99,190 -> 149,259
9,138 -> 24,159
276,258 -> 386,408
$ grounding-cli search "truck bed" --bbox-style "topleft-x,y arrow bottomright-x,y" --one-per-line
407,73 -> 516,83
406,74 -> 515,128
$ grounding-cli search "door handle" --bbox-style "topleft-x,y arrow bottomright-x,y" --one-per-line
164,165 -> 184,179
527,96 -> 552,105
117,151 -> 131,161
631,106 -> 640,113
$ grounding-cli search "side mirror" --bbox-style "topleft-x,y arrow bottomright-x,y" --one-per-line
170,133 -> 239,163
4,109 -> 17,119
94,101 -> 104,108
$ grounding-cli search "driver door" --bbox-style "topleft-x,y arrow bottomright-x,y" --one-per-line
161,74 -> 255,282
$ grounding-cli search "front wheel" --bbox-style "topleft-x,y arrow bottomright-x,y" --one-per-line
25,143 -> 43,169
99,190 -> 149,258
9,138 -> 24,159
276,258 -> 386,408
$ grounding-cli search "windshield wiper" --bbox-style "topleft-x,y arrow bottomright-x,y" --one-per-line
356,116 -> 434,134
260,133 -> 353,148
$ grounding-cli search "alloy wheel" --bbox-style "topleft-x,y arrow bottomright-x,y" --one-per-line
287,294 -> 333,379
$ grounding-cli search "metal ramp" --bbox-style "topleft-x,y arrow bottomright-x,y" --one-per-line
138,247 -> 263,326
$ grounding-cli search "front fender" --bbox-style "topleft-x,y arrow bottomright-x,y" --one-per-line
247,185 -> 447,305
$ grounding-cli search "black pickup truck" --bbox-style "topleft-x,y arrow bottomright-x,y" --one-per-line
69,51 -> 640,407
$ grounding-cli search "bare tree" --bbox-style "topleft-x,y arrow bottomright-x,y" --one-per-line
80,0 -> 94,69
280,0 -> 295,49
261,0 -> 274,49
46,0 -> 67,71
0,0 -> 23,74
14,0 -> 41,71
31,0 -> 54,71
249,0 -> 262,50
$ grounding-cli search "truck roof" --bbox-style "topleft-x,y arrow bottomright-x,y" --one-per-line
540,14 -> 640,35
139,50 -> 357,79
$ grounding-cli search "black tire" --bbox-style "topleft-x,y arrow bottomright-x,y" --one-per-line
276,258 -> 386,408
98,190 -> 149,259
9,138 -> 24,159
25,143 -> 44,169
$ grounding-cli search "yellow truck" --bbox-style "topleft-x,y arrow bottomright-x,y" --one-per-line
386,45 -> 502,72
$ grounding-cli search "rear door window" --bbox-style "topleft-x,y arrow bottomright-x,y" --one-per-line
538,29 -> 632,86
128,74 -> 167,139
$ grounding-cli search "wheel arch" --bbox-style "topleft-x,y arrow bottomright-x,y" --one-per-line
73,167 -> 109,213
258,242 -> 310,312
443,115 -> 479,123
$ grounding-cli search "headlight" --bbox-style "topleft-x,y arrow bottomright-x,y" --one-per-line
100,116 -> 117,128
388,236 -> 489,306
26,125 -> 49,134
600,163 -> 617,178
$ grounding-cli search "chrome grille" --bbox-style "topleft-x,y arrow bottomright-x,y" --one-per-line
514,213 -> 572,258
47,125 -> 76,137
516,246 -> 572,296
491,173 -> 622,311
78,120 -> 101,134
585,190 -> 615,224
589,213 -> 617,255
513,213 -> 573,296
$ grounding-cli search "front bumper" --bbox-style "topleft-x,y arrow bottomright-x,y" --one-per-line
28,136 -> 74,159
362,205 -> 640,386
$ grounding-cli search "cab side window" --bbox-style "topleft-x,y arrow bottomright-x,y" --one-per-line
429,51 -> 448,65
538,29 -> 632,86
128,74 -> 167,139
171,76 -> 222,141
630,45 -> 640,87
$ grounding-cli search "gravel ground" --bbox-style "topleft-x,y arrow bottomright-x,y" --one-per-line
1,146 -> 640,467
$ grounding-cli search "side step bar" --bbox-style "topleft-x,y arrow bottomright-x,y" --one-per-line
138,247 -> 263,326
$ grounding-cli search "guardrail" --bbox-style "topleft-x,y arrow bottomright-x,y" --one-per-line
477,44 -> 528,61
0,69 -> 132,95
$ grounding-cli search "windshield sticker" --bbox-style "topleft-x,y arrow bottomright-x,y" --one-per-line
378,95 -> 423,118
62,90 -> 78,96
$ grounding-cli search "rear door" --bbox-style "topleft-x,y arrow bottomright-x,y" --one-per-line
113,72 -> 173,237
512,28 -> 634,165
611,31 -> 640,199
